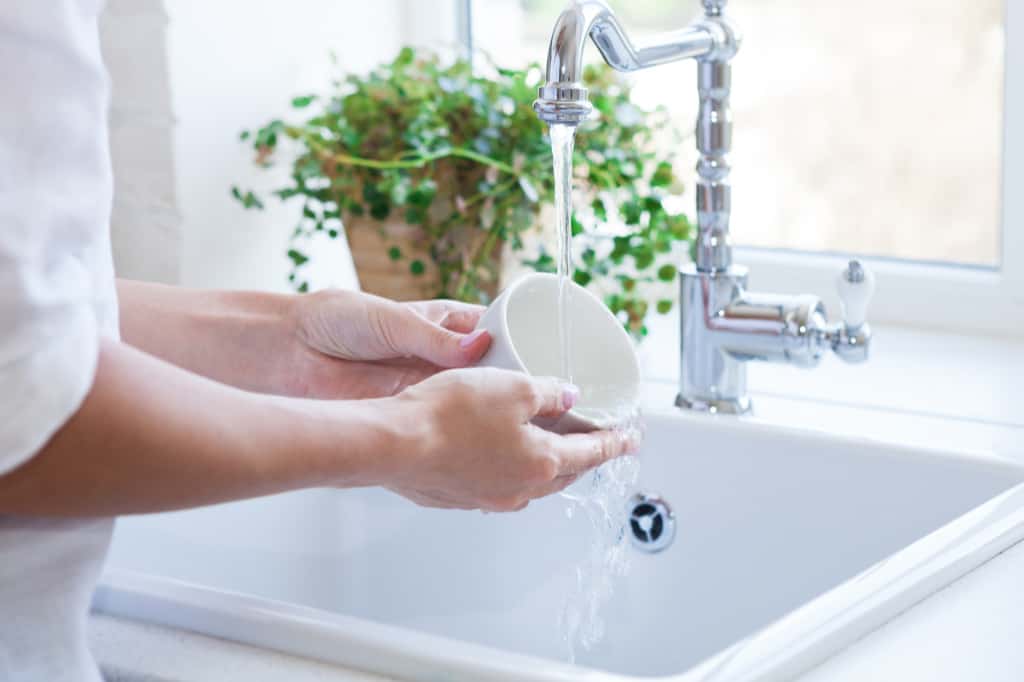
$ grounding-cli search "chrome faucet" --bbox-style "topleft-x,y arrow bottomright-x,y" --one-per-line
534,0 -> 874,414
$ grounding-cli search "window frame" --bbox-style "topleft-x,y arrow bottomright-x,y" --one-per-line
739,0 -> 1022,336
460,1 -> 1023,337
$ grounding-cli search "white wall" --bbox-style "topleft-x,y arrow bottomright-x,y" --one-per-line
101,0 -> 182,284
167,0 -> 412,292
102,0 -> 458,290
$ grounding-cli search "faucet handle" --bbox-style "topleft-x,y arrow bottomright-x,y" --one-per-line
836,260 -> 874,330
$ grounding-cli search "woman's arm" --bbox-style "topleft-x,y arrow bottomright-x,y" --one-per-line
0,340 -> 633,517
116,280 -> 491,399
116,280 -> 307,396
0,339 -> 397,516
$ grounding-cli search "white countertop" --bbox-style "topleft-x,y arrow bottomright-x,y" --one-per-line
91,320 -> 1024,680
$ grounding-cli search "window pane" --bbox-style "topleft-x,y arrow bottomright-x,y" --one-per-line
474,0 -> 1004,267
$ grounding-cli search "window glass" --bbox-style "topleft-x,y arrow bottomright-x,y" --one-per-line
473,0 -> 1005,267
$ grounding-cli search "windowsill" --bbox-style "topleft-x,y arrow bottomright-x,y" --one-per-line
637,312 -> 1024,462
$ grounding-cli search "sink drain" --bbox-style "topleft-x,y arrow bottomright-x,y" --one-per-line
628,493 -> 675,553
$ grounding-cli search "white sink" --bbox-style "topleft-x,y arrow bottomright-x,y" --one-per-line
96,410 -> 1024,681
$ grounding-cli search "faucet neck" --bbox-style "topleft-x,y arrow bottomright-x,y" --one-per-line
690,3 -> 741,272
694,20 -> 736,272
533,0 -> 719,126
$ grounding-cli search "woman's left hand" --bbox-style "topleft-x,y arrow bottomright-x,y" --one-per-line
287,289 -> 491,399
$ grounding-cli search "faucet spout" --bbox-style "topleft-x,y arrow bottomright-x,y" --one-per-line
533,0 -> 719,126
534,0 -> 741,274
533,1 -> 870,416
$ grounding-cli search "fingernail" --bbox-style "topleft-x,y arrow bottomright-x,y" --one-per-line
459,329 -> 488,349
621,427 -> 643,453
562,384 -> 580,410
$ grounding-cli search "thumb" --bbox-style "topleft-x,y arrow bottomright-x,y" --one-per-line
393,308 -> 491,367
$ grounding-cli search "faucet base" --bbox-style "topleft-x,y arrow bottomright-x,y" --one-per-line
674,393 -> 751,415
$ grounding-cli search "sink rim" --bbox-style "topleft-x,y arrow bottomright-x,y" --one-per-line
94,411 -> 1024,682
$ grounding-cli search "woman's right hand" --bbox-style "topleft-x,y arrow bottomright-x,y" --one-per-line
382,368 -> 640,512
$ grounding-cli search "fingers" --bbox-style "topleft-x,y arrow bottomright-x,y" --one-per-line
547,429 -> 641,477
523,376 -> 580,419
441,310 -> 484,334
532,473 -> 580,500
387,306 -> 491,368
410,300 -> 486,333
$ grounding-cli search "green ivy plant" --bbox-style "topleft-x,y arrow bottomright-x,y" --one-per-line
233,47 -> 692,336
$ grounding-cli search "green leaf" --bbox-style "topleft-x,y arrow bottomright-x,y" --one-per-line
668,214 -> 691,240
408,180 -> 437,208
573,270 -> 592,286
523,251 -> 556,274
620,200 -> 642,225
610,236 -> 630,262
650,161 -> 674,188
657,264 -> 676,282
297,158 -> 322,181
231,186 -> 264,210
395,46 -> 415,67
388,246 -> 402,261
656,299 -> 673,314
287,249 -> 309,266
404,206 -> 426,224
291,95 -> 316,108
410,259 -> 426,275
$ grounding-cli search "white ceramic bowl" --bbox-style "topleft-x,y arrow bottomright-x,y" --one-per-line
474,273 -> 641,433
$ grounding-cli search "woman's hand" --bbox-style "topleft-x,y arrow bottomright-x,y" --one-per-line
378,368 -> 640,512
289,289 -> 492,399
117,280 -> 488,401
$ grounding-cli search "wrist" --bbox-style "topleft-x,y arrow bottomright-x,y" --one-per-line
278,393 -> 431,490
265,292 -> 326,398
356,394 -> 436,487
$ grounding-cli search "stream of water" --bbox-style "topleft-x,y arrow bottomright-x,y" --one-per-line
551,124 -> 576,384
548,123 -> 643,663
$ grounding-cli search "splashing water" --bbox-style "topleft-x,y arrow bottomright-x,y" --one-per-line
558,415 -> 642,663
549,123 -> 644,663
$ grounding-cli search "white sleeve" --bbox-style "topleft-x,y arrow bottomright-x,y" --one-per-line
0,1 -> 115,475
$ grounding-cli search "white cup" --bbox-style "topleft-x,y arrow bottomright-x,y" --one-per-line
474,273 -> 641,434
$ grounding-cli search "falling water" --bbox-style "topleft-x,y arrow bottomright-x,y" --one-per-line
559,451 -> 640,663
551,123 -> 576,383
549,123 -> 643,663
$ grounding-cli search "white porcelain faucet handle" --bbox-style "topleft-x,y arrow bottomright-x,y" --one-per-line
836,260 -> 874,330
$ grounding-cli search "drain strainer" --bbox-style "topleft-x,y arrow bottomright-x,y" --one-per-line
628,493 -> 675,553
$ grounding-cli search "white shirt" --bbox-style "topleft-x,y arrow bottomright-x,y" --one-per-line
0,1 -> 117,680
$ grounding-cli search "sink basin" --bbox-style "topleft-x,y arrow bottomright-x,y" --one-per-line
96,410 -> 1024,681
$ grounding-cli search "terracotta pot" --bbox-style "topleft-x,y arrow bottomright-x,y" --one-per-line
344,217 -> 506,302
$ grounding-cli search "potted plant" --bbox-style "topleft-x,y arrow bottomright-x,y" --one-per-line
233,47 -> 692,336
